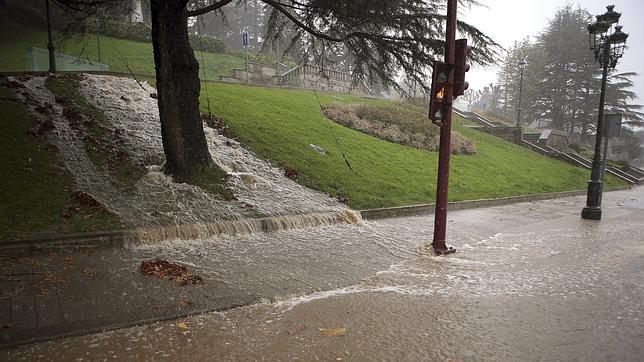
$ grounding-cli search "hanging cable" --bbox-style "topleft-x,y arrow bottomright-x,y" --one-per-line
197,16 -> 213,118
311,85 -> 353,172
106,36 -> 148,92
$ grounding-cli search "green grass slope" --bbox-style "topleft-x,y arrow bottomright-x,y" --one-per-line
0,29 -> 244,81
201,82 -> 623,210
0,81 -> 122,240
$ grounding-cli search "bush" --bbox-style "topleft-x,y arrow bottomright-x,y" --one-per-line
100,20 -> 151,42
323,103 -> 476,155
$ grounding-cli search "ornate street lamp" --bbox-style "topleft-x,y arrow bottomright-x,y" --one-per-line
516,57 -> 528,142
581,5 -> 628,221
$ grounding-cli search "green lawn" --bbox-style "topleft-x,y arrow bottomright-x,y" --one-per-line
201,82 -> 623,209
0,29 -> 245,81
0,81 -> 122,240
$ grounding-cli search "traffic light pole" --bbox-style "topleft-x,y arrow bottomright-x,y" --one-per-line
432,0 -> 457,254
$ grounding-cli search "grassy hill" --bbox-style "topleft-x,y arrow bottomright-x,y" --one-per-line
200,83 -> 623,209
0,80 -> 122,239
0,27 -> 627,238
0,29 -> 244,81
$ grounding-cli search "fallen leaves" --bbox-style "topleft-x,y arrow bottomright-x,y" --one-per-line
286,324 -> 307,336
63,256 -> 76,270
178,298 -> 194,307
177,322 -> 189,330
139,259 -> 203,286
320,327 -> 347,337
83,268 -> 97,277
1,292 -> 13,301
28,118 -> 54,136
203,113 -> 232,137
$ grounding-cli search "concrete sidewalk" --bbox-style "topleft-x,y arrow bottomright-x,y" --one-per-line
1,187 -> 642,349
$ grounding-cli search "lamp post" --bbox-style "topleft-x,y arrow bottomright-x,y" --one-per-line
516,58 -> 527,142
581,5 -> 628,220
45,0 -> 56,73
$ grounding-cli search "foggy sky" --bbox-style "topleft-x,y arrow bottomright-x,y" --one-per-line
463,0 -> 643,102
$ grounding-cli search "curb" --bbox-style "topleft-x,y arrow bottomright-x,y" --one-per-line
0,210 -> 360,253
359,186 -> 633,220
0,186 -> 633,252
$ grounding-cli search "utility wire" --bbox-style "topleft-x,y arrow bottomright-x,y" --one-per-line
106,36 -> 148,92
311,86 -> 353,172
197,16 -> 213,118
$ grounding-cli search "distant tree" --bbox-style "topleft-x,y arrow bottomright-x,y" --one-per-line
475,83 -> 503,113
496,5 -> 642,138
604,72 -> 644,128
496,38 -> 547,125
55,0 -> 500,177
462,89 -> 479,111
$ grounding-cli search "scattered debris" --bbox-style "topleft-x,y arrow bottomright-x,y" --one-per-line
320,327 -> 347,337
309,143 -> 327,156
287,324 -> 307,335
28,118 -> 54,136
83,268 -> 97,277
1,292 -> 13,301
284,167 -> 299,180
139,259 -> 204,285
71,191 -> 109,214
203,114 -> 233,138
63,256 -> 76,270
178,299 -> 194,307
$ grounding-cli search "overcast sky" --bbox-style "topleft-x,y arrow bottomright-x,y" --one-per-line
462,0 -> 644,101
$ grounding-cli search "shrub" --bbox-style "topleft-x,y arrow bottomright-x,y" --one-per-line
323,103 -> 476,155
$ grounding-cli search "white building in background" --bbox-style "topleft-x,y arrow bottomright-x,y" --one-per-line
131,0 -> 143,23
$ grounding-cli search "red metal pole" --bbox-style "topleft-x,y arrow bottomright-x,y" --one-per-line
432,0 -> 457,253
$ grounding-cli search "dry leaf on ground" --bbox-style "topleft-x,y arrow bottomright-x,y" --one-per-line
320,327 -> 347,337
139,259 -> 203,285
83,268 -> 97,277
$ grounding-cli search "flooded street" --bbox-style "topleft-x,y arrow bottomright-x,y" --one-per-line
3,187 -> 643,360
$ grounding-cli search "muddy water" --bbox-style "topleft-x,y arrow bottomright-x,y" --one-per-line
4,189 -> 643,361
11,74 -> 349,233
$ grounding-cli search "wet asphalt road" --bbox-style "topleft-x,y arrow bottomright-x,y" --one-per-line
2,187 -> 643,361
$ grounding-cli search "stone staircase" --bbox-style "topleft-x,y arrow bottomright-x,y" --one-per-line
522,133 -> 540,144
540,148 -> 640,185
452,108 -> 641,186
453,108 -> 503,128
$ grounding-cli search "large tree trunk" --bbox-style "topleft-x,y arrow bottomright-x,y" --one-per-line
150,0 -> 212,177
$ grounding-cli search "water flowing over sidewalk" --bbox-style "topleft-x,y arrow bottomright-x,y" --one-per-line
1,187 -> 642,360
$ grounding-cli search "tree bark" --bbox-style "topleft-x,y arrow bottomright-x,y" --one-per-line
150,0 -> 212,177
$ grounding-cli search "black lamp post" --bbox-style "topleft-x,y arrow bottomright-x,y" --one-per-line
516,58 -> 527,142
581,5 -> 628,220
45,0 -> 56,73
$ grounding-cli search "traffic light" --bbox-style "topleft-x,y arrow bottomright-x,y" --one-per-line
429,60 -> 451,124
453,39 -> 471,98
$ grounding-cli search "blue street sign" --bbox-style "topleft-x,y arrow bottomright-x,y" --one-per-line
242,32 -> 249,48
